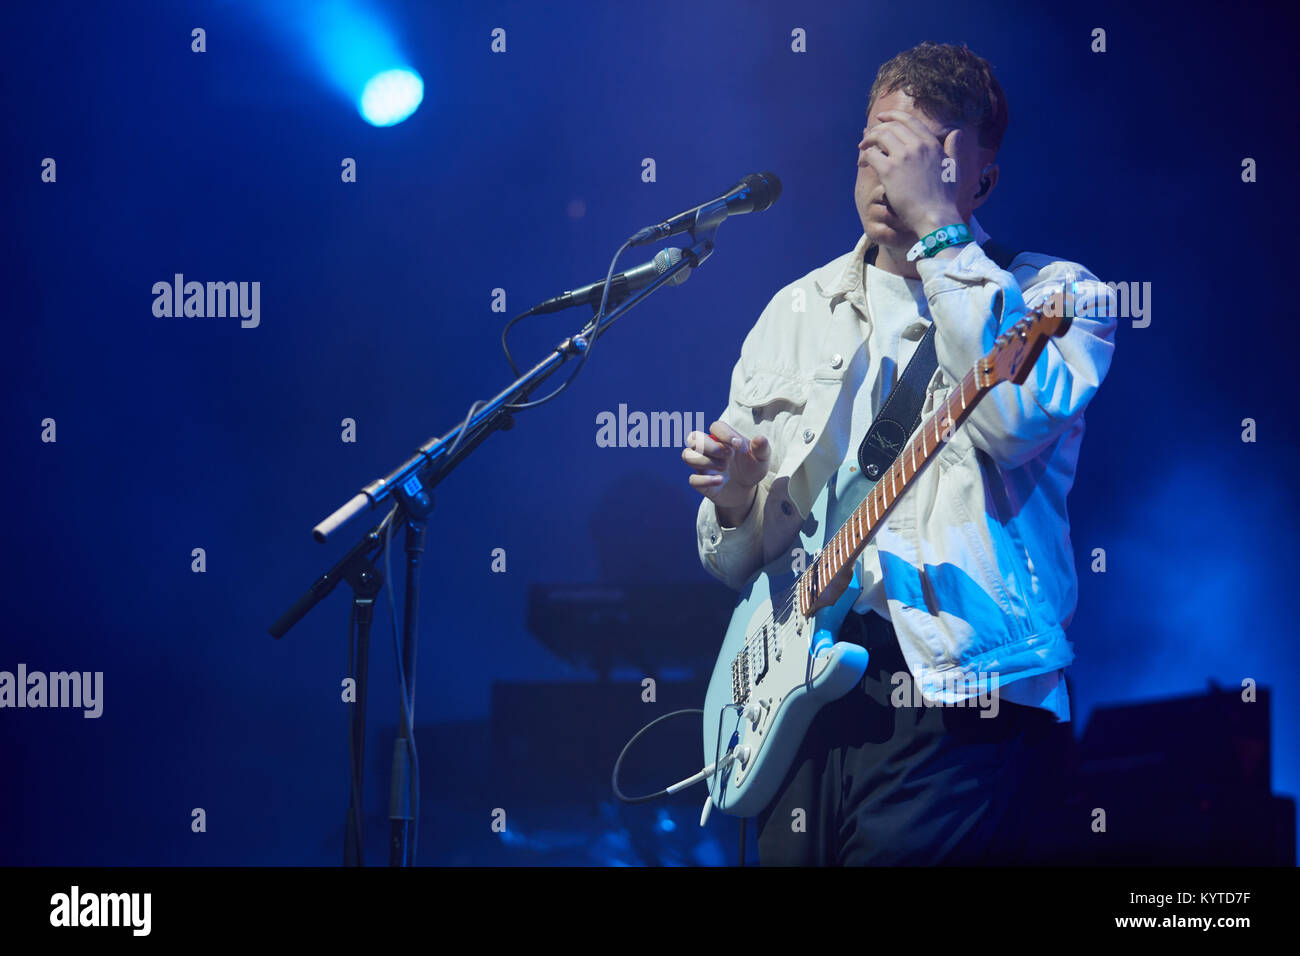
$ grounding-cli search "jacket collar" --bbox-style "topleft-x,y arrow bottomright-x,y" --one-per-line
817,213 -> 991,304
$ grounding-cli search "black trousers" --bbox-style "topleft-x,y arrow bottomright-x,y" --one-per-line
755,610 -> 1065,866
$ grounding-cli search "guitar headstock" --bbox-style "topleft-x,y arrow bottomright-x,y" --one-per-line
980,287 -> 1075,387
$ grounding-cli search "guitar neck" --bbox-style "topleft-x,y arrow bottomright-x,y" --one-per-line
798,357 -> 994,613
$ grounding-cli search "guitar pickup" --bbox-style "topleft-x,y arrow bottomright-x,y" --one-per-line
747,625 -> 769,685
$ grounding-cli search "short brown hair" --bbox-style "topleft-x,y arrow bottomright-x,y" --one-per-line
867,42 -> 1008,153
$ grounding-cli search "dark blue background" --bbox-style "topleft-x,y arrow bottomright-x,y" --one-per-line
3,0 -> 1297,864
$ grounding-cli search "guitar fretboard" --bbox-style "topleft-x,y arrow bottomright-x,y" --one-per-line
795,356 -> 993,618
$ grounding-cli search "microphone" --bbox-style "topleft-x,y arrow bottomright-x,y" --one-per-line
530,247 -> 690,314
630,171 -> 782,246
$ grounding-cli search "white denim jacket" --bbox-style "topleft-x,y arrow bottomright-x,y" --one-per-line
695,219 -> 1117,708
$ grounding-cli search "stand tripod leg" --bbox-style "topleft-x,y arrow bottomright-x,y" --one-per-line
389,496 -> 430,866
343,564 -> 382,866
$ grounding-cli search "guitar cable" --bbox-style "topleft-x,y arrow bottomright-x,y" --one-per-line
612,709 -> 742,823
613,709 -> 749,864
611,708 -> 706,803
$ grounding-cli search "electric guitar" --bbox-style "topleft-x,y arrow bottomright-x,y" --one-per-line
703,292 -> 1075,816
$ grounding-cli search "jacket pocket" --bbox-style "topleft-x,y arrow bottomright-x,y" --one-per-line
735,369 -> 810,417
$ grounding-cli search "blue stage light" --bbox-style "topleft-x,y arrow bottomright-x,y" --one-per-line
359,68 -> 423,127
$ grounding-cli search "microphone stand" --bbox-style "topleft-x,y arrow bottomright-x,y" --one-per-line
268,520 -> 385,866
270,224 -> 721,865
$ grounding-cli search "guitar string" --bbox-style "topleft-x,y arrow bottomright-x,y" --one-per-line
733,413 -> 947,687
735,483 -> 882,684
730,331 -> 1017,677
736,369 -> 975,665
736,458 -> 903,671
733,524 -> 856,694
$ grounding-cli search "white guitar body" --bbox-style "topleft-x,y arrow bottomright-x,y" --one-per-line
702,456 -> 874,817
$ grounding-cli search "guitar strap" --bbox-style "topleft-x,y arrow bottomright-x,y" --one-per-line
856,239 -> 1021,480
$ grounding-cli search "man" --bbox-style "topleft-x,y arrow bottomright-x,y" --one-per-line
682,42 -> 1117,865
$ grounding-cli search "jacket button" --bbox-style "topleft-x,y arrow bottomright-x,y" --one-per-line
803,429 -> 815,443
830,354 -> 843,370
781,501 -> 793,516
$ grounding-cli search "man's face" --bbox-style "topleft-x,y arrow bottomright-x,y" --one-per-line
854,88 -> 987,248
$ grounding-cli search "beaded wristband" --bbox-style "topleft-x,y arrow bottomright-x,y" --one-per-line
905,223 -> 973,262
